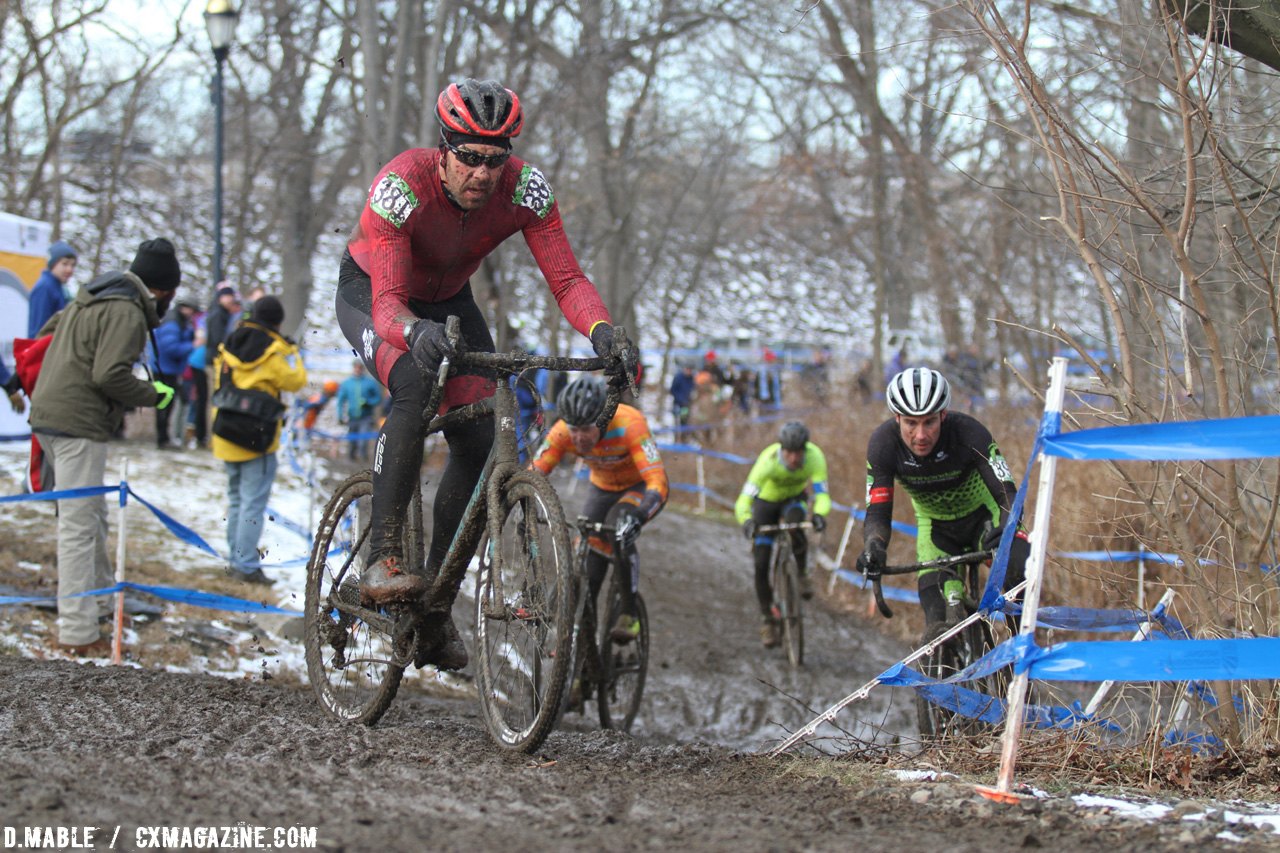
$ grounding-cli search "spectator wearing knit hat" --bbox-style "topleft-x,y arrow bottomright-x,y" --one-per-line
211,294 -> 307,585
27,240 -> 78,338
29,237 -> 182,656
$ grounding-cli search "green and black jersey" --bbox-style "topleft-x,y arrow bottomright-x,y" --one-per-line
864,412 -> 1017,562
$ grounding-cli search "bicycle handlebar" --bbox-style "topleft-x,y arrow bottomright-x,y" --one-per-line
866,549 -> 992,620
420,320 -> 637,434
755,522 -> 813,534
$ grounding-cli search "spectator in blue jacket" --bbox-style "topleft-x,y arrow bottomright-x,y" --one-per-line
669,363 -> 695,427
152,298 -> 198,448
28,241 -> 77,338
336,361 -> 383,462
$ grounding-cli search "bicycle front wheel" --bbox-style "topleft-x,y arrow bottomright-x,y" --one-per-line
474,470 -> 575,752
598,586 -> 649,733
303,471 -> 404,724
772,538 -> 804,668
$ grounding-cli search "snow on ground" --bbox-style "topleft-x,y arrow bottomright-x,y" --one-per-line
0,427 -> 468,694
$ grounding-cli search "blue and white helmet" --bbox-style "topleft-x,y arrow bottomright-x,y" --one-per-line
886,367 -> 951,416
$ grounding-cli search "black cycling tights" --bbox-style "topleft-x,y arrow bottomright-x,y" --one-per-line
370,356 -> 495,579
750,498 -> 807,616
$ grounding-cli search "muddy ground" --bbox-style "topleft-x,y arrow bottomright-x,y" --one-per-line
1,448 -> 1276,851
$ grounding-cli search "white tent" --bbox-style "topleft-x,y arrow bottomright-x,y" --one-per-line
0,211 -> 53,438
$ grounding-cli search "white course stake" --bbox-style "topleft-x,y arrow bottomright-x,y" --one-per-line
978,356 -> 1068,802
111,458 -> 129,665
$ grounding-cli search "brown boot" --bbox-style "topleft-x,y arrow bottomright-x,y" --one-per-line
360,556 -> 427,606
760,616 -> 781,649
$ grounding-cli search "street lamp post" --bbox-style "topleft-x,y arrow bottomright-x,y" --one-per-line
204,0 -> 240,285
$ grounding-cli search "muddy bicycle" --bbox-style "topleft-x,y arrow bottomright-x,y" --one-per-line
303,321 -> 633,752
562,516 -> 650,733
868,547 -> 1006,739
759,521 -> 812,669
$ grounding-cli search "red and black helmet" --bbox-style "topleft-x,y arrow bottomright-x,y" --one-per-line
435,78 -> 523,140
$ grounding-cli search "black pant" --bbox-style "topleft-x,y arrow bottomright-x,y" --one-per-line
155,371 -> 177,446
916,510 -> 1029,627
580,484 -> 644,620
189,369 -> 208,444
749,496 -> 808,616
336,261 -> 497,609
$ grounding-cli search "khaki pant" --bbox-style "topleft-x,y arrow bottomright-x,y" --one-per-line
40,434 -> 113,645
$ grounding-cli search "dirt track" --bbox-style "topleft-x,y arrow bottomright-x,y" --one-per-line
0,463 -> 1272,850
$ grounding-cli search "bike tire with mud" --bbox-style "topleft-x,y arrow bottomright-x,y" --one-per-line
474,470 -> 575,752
772,537 -> 804,668
598,585 -> 649,733
303,471 -> 405,725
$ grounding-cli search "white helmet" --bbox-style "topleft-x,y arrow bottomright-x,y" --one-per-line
886,367 -> 951,416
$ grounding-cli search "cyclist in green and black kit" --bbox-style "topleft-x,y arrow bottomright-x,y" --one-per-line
857,367 -> 1028,629
735,421 -> 830,648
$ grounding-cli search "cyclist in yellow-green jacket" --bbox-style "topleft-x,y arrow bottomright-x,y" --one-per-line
734,421 -> 831,647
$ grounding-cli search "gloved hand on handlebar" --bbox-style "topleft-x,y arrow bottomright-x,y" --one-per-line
590,323 -> 640,391
812,514 -> 827,533
408,318 -> 458,376
742,519 -> 758,541
981,523 -> 1005,552
615,507 -> 644,551
856,539 -> 886,580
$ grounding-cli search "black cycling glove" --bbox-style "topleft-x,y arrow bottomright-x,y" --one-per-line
981,524 -> 1005,552
742,519 -> 758,541
615,507 -> 644,551
812,514 -> 827,533
408,318 -> 457,376
590,323 -> 640,391
856,539 -> 886,580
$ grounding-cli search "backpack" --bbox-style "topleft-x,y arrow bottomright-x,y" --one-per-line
211,360 -> 286,453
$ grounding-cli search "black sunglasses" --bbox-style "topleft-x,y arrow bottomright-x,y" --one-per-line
444,140 -> 511,170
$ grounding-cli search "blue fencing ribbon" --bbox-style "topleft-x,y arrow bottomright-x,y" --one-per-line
0,484 -> 118,504
1042,414 -> 1280,461
125,487 -> 221,557
0,581 -> 302,616
1026,637 -> 1280,682
120,581 -> 303,616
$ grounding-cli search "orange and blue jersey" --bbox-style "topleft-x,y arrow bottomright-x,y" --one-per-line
531,403 -> 669,520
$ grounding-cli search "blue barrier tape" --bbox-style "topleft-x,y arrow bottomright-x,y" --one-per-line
266,504 -> 312,544
1026,636 -> 1280,682
125,487 -> 221,557
1043,414 -> 1280,461
0,580 -> 302,617
0,484 -> 118,504
0,433 -> 32,442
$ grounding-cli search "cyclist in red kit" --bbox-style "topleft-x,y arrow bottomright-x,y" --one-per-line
335,78 -> 638,671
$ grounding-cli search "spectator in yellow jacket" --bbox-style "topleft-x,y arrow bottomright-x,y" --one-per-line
211,295 -> 306,584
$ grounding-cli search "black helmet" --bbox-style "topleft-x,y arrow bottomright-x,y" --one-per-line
557,376 -> 607,427
436,78 -> 523,140
886,367 -> 951,416
779,421 -> 810,451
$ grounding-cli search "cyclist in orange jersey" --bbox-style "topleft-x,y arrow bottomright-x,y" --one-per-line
530,375 -> 668,643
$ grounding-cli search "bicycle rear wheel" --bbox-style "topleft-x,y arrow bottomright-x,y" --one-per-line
303,471 -> 404,724
772,537 -> 804,668
474,470 -> 575,752
598,586 -> 649,733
